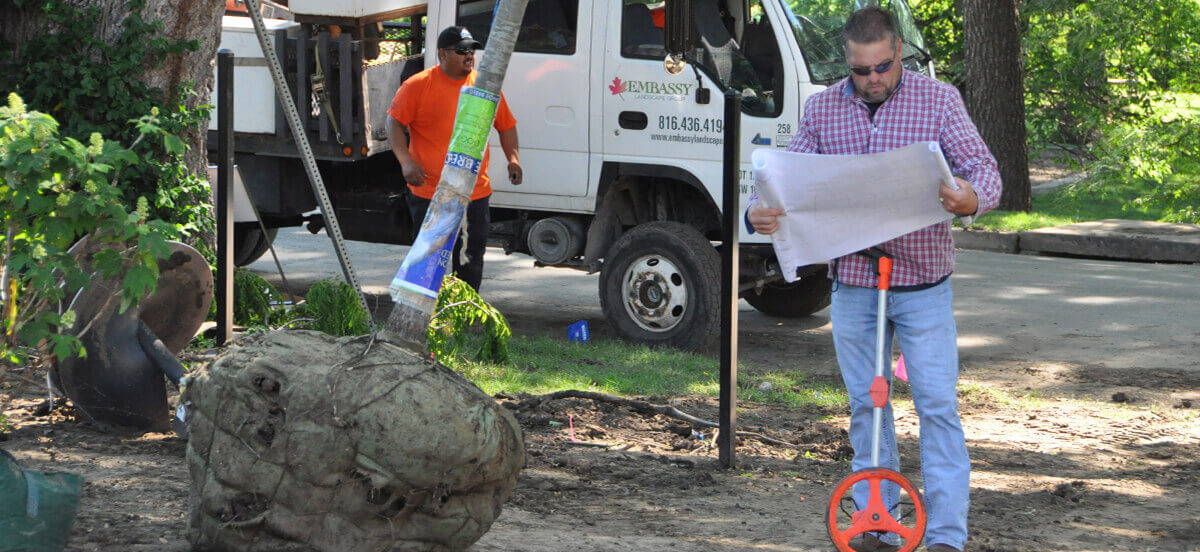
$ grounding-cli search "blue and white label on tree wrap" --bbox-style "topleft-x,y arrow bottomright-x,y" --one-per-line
389,199 -> 466,301
389,236 -> 456,300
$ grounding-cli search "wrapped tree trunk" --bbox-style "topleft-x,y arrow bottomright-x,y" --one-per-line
385,0 -> 531,347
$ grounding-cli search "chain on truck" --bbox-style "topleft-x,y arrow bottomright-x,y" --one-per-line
209,0 -> 934,350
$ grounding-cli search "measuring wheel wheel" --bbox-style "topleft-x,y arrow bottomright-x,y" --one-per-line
826,468 -> 927,552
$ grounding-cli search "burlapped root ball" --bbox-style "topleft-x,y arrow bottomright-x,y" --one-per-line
184,330 -> 524,551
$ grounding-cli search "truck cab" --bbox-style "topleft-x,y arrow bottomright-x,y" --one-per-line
210,0 -> 932,349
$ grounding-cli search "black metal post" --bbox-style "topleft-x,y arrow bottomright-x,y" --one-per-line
718,89 -> 741,468
216,50 -> 235,345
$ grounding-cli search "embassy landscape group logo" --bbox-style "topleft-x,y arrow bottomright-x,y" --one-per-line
608,76 -> 692,100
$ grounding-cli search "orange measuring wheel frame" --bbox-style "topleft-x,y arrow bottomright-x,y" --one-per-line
826,467 -> 927,552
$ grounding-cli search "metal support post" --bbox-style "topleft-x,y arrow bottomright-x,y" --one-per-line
215,50 -> 235,345
718,89 -> 741,468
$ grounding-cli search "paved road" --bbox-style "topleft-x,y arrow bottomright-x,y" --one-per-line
248,228 -> 1200,377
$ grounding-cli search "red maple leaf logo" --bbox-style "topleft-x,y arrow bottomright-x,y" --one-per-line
609,76 -> 627,97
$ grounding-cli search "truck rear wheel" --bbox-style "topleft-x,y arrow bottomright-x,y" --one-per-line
233,223 -> 278,267
599,222 -> 719,351
744,275 -> 831,317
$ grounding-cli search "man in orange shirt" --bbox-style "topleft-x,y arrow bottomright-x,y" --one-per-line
388,26 -> 522,292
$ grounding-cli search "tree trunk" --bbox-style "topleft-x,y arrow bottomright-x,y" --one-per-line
962,0 -> 1031,212
0,0 -> 224,175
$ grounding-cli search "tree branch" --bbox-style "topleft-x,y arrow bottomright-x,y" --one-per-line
525,390 -> 717,427
520,390 -> 807,451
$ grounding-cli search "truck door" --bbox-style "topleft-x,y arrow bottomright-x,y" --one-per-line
454,0 -> 592,206
602,0 -> 801,235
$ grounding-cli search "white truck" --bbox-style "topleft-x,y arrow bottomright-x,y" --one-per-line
210,0 -> 933,349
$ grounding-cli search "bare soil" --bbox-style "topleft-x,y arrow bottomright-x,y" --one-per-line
3,340 -> 1198,552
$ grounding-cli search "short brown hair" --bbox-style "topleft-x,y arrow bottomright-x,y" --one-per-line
842,6 -> 899,50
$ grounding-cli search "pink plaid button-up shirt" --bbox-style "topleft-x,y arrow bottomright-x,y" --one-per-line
751,70 -> 1001,288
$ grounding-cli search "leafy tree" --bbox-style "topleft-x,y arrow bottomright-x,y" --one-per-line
1021,0 -> 1200,148
1,94 -> 177,401
911,0 -> 963,85
0,0 -> 222,248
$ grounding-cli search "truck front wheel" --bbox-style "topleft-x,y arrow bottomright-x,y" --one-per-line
599,222 -> 719,350
743,275 -> 832,317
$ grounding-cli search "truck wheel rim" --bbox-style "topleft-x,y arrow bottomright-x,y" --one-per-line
621,254 -> 687,333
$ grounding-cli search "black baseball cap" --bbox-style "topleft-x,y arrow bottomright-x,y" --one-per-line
437,26 -> 483,50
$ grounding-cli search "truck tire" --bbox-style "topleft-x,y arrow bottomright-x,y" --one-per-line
233,223 -> 278,267
744,274 -> 831,317
599,221 -> 720,350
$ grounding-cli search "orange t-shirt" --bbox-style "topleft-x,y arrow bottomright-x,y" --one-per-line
388,65 -> 517,200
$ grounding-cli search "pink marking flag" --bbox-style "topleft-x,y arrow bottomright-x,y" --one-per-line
894,354 -> 909,382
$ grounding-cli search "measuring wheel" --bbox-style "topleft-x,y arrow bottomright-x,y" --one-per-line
826,249 -> 927,552
826,467 -> 927,552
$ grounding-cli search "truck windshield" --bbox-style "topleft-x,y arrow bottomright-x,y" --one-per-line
782,0 -> 929,85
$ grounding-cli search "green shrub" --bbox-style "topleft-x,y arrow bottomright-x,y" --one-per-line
429,276 -> 511,364
301,278 -> 372,336
233,268 -> 286,328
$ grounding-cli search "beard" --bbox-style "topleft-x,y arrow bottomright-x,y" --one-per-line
859,83 -> 892,103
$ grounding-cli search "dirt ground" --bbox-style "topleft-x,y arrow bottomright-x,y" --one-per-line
3,333 -> 1198,552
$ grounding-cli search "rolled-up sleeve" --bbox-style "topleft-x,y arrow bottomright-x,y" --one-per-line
938,86 -> 1001,216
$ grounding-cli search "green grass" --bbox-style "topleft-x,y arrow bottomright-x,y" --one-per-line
968,178 -> 1170,232
443,335 -> 848,410
1160,91 -> 1200,120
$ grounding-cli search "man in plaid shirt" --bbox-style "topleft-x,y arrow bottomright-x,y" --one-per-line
748,7 -> 1000,552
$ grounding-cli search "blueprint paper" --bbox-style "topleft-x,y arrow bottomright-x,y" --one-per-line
751,141 -> 957,282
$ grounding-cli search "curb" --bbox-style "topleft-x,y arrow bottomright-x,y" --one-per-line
954,220 -> 1200,263
951,229 -> 1019,254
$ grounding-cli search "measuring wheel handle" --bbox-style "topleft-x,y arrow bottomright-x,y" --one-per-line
826,468 -> 927,552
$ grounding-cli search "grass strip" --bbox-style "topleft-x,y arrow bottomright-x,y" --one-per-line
442,335 -> 848,410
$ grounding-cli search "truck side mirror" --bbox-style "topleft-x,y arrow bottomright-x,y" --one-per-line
663,0 -> 693,75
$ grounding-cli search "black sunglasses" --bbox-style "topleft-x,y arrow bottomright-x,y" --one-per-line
849,59 -> 895,76
447,47 -> 475,56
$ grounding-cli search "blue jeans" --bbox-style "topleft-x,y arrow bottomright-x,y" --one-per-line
830,280 -> 969,549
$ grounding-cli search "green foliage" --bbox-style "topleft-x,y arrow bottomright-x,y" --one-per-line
911,0 -> 1200,148
233,268 -> 287,328
0,94 -> 178,368
429,276 -> 511,364
1089,111 -> 1200,224
970,109 -> 1200,230
301,278 -> 372,337
1021,0 -> 1200,148
909,0 -> 1200,222
910,0 -> 962,85
0,0 -> 214,242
